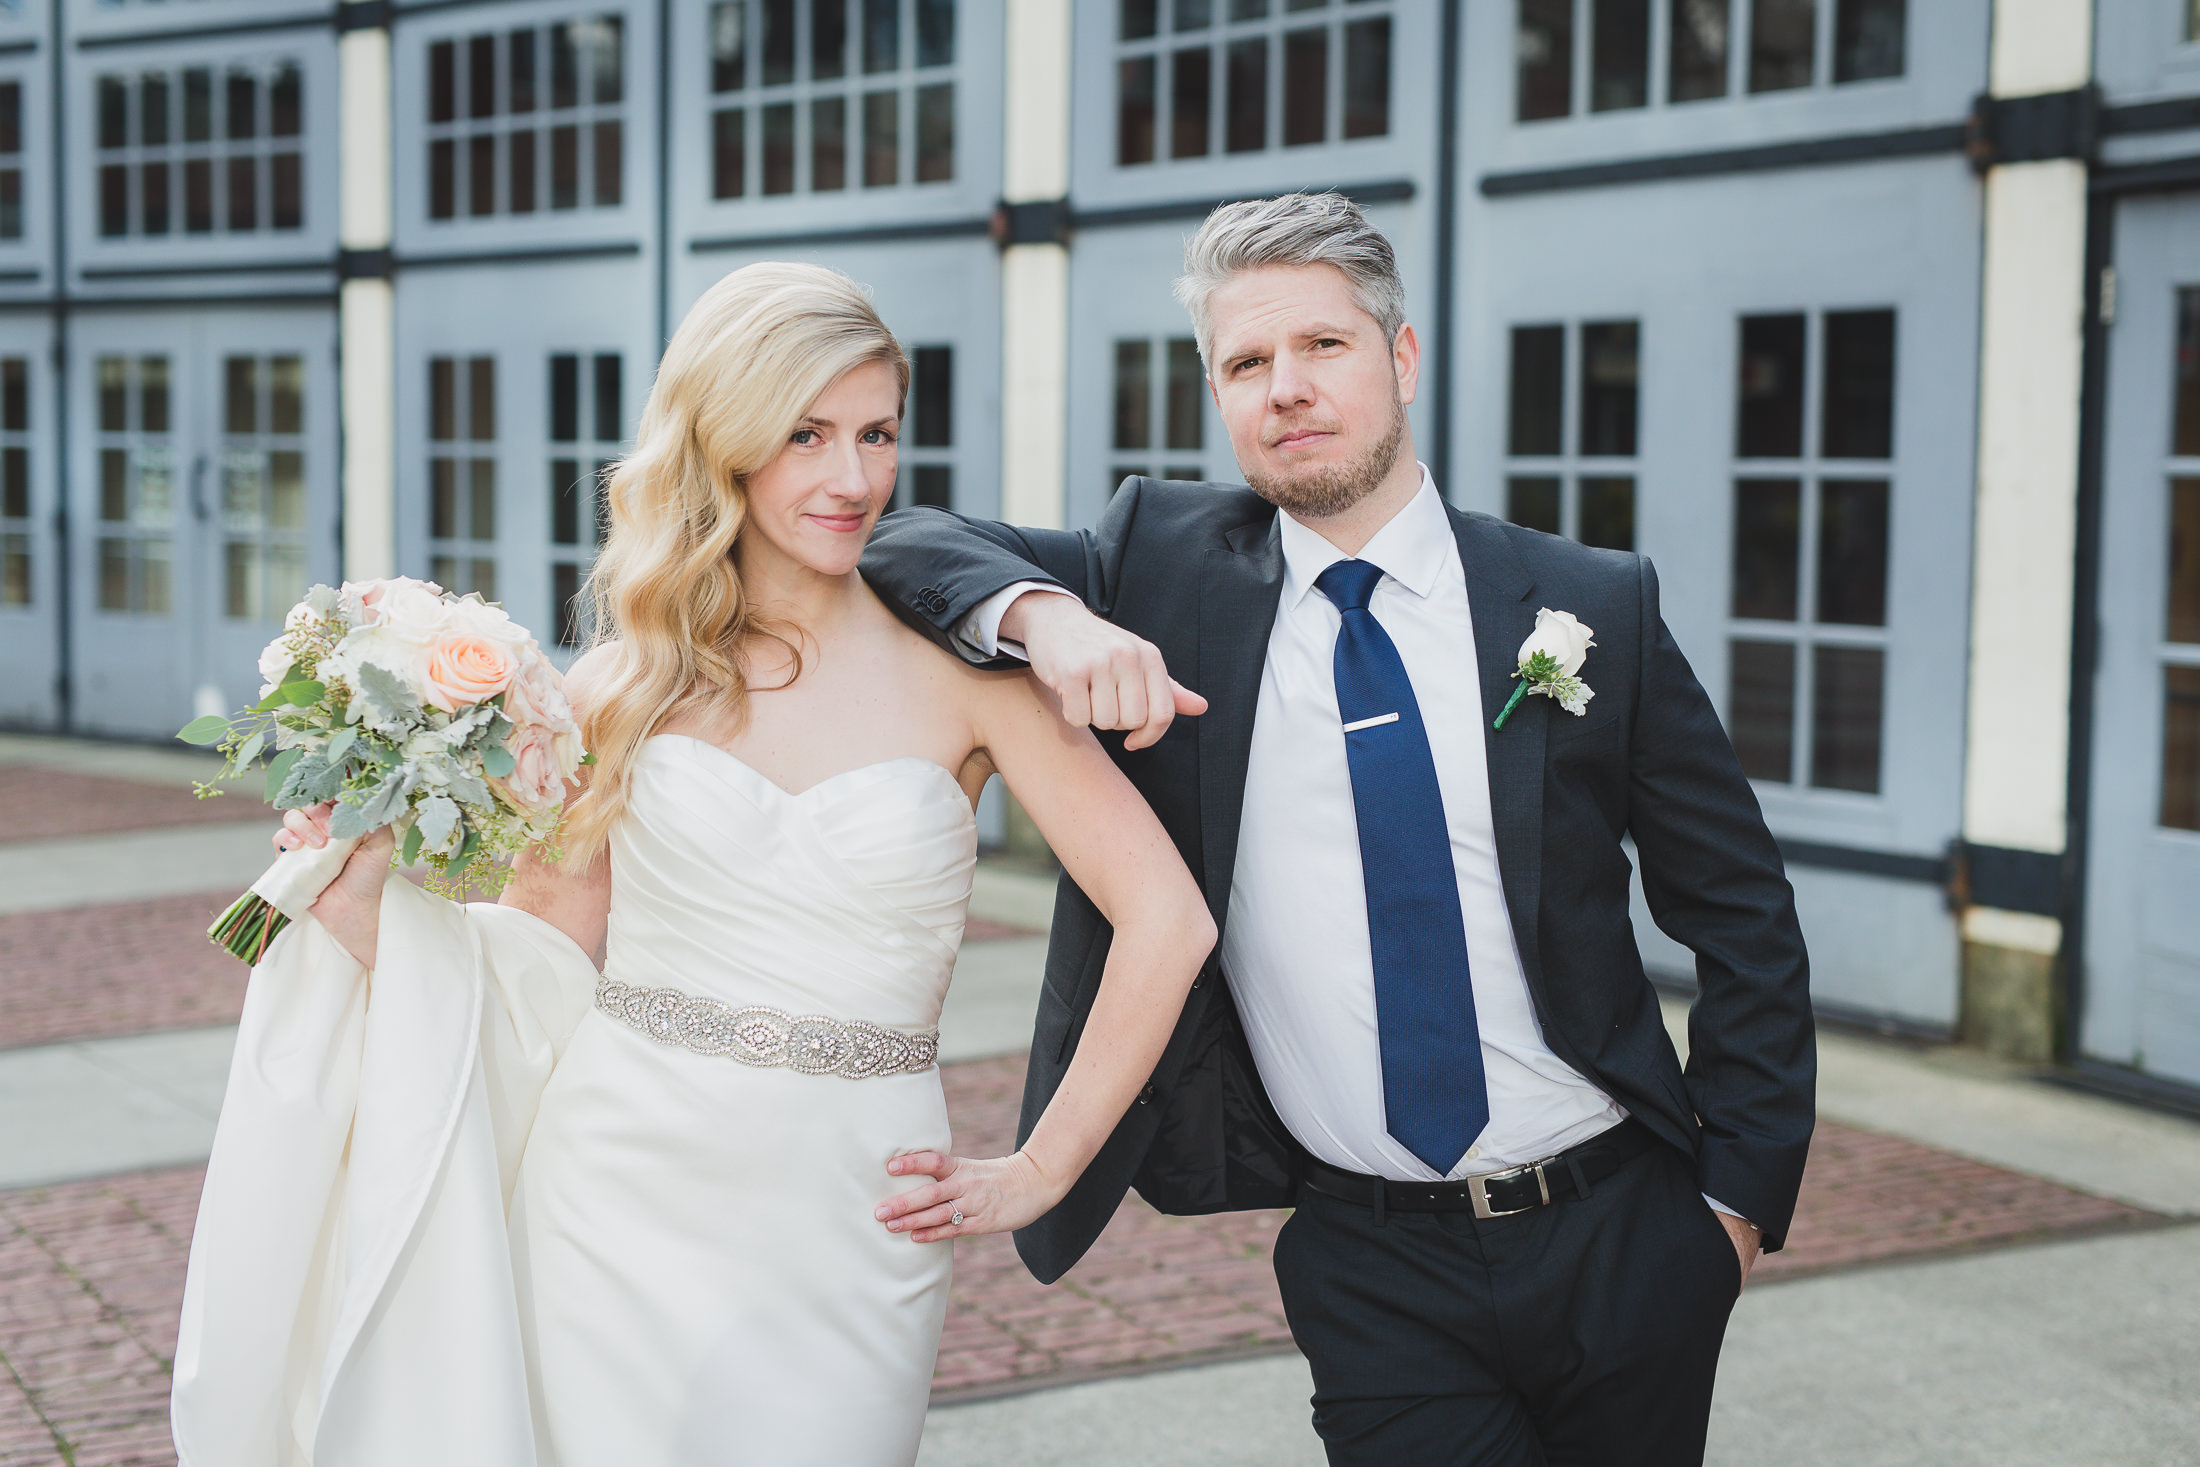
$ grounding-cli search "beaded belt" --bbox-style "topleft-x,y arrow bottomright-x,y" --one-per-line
594,977 -> 939,1078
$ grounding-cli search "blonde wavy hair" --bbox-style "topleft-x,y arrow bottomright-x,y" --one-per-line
562,261 -> 908,861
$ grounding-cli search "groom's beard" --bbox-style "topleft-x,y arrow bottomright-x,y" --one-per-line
1242,391 -> 1408,521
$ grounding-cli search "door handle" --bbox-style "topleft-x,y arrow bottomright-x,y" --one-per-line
190,453 -> 210,522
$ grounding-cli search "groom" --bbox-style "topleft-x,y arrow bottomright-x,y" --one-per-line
865,192 -> 1812,1464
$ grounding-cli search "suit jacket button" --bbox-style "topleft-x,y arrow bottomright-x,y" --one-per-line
1136,1083 -> 1157,1105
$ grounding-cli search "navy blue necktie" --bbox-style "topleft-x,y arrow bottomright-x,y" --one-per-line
1314,559 -> 1490,1175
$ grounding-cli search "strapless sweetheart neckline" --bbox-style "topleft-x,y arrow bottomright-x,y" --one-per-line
647,732 -> 971,815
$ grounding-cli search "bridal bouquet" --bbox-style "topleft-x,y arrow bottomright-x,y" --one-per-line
179,577 -> 588,962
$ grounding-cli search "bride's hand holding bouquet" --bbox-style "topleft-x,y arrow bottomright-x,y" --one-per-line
179,576 -> 589,964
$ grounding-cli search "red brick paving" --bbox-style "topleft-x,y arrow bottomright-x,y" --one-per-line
0,1168 -> 198,1467
933,1056 -> 1291,1399
0,895 -> 248,1052
1754,1121 -> 2157,1281
0,900 -> 1030,1054
0,769 -> 260,847
0,1054 -> 2168,1465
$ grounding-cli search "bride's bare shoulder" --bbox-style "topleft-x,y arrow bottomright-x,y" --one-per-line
560,641 -> 626,719
875,608 -> 1026,693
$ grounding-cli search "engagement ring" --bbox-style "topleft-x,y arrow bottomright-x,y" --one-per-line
950,1210 -> 963,1225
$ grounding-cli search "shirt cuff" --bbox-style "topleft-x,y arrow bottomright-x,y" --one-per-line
958,581 -> 1077,661
1703,1195 -> 1753,1227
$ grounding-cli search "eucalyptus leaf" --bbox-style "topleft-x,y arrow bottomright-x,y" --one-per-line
323,726 -> 357,767
263,746 -> 304,802
446,827 -> 483,883
177,715 -> 231,746
234,728 -> 267,769
481,742 -> 517,778
278,680 -> 326,707
400,821 -> 426,866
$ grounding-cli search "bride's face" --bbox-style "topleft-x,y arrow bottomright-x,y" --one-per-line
740,358 -> 902,578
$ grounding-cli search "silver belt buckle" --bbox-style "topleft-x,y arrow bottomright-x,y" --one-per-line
1466,1160 -> 1553,1220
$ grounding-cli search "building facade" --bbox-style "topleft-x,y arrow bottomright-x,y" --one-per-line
0,0 -> 2191,1108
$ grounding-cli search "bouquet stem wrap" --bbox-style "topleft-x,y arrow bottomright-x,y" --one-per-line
207,836 -> 363,963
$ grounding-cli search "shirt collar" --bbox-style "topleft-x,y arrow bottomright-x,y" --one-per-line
1278,464 -> 1455,611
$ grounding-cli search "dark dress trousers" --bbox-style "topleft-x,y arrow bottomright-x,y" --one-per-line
863,480 -> 1814,1455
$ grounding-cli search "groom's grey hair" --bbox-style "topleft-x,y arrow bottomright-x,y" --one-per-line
1173,192 -> 1407,373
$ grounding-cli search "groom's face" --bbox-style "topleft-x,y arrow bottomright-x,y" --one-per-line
1204,263 -> 1419,516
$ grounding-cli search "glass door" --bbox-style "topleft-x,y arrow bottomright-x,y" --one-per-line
2084,194 -> 2200,1089
68,310 -> 334,737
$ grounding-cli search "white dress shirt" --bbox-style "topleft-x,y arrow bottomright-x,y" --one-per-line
1217,471 -> 1623,1180
964,471 -> 1741,1212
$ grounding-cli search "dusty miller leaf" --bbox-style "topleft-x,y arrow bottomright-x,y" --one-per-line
415,794 -> 461,852
275,753 -> 346,811
328,769 -> 411,839
354,662 -> 421,725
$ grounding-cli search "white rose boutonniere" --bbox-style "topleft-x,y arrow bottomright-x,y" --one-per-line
1493,608 -> 1596,730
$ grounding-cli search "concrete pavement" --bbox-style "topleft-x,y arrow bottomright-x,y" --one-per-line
922,1224 -> 2200,1467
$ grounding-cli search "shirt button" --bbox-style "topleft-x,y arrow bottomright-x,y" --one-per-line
1466,1147 -> 1481,1160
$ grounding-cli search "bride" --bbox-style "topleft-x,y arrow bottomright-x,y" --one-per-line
170,262 -> 1215,1467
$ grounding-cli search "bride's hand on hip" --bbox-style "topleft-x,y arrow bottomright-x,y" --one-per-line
274,802 -> 394,968
876,1150 -> 1063,1244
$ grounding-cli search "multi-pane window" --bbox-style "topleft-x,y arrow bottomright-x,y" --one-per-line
549,351 -> 619,647
897,343 -> 953,509
0,81 -> 22,239
709,0 -> 956,200
94,355 -> 173,614
0,359 -> 28,606
428,355 -> 497,600
1517,0 -> 1905,121
1502,321 -> 1638,552
96,61 -> 303,237
220,355 -> 306,623
427,17 -> 623,220
1726,308 -> 1894,795
1116,0 -> 1392,167
2157,290 -> 2200,829
1110,336 -> 1209,490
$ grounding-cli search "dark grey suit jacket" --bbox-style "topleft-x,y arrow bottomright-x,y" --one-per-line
862,478 -> 1814,1285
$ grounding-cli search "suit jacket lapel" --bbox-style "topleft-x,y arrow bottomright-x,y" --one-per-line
1196,515 -> 1285,930
1452,509 -> 1550,998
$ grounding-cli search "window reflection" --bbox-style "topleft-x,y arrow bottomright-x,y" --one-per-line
1591,0 -> 1649,113
1669,0 -> 1730,103
1749,0 -> 1815,92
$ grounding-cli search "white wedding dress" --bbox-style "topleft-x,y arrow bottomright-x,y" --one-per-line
172,733 -> 978,1467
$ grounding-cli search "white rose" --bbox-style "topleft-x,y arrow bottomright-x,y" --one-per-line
1517,608 -> 1595,678
257,635 -> 297,692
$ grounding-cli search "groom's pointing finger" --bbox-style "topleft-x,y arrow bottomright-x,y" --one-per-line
1124,653 -> 1177,751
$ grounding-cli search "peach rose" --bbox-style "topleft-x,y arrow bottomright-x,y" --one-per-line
501,655 -> 577,735
502,721 -> 570,809
421,633 -> 515,711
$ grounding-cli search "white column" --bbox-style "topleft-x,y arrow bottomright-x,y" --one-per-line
997,0 -> 1071,531
1957,0 -> 2094,1054
339,22 -> 396,581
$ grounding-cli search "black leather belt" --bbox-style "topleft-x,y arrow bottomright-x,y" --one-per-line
1299,1118 -> 1657,1220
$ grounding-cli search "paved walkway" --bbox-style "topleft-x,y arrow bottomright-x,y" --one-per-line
924,1224 -> 2200,1467
5,736 -> 2200,1465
